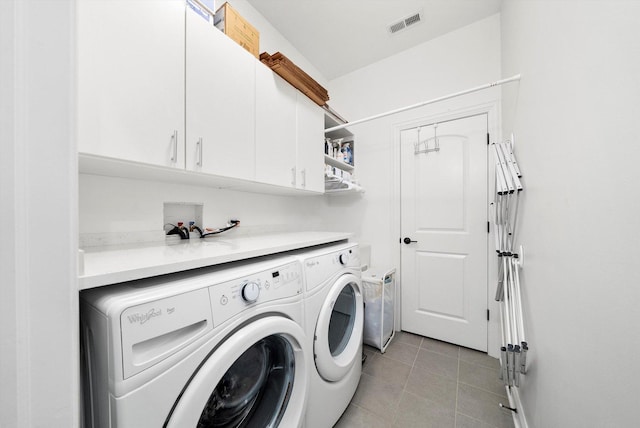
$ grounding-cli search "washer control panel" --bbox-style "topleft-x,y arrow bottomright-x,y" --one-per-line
241,281 -> 261,303
208,261 -> 302,326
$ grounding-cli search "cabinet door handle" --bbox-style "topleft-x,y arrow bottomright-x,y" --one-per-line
291,167 -> 296,186
196,137 -> 203,167
170,130 -> 178,163
301,168 -> 306,188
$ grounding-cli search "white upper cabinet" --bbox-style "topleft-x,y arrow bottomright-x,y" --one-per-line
255,63 -> 324,193
296,95 -> 324,193
77,0 -> 186,168
77,0 -> 326,194
255,64 -> 298,188
185,8 -> 256,180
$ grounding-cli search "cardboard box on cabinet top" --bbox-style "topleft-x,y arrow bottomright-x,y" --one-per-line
214,2 -> 259,58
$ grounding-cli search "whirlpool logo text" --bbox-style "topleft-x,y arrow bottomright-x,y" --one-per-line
127,308 -> 161,325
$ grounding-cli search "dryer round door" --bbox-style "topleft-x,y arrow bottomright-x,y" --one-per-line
166,316 -> 309,428
314,273 -> 363,382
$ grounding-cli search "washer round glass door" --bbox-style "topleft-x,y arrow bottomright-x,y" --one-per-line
314,273 -> 363,382
166,317 -> 308,428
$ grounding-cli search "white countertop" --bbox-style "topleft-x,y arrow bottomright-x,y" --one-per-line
78,231 -> 352,289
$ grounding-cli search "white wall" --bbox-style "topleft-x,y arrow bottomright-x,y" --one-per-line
501,2 -> 640,427
79,174 -> 333,242
0,1 -> 78,427
328,14 -> 503,352
223,0 -> 329,88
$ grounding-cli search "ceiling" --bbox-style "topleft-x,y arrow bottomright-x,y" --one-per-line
246,0 -> 503,80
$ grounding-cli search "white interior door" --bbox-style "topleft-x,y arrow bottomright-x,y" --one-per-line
400,114 -> 488,351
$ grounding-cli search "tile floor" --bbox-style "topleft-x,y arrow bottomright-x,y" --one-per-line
334,331 -> 515,428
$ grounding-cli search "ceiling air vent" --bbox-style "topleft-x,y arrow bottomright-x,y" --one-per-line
388,11 -> 423,35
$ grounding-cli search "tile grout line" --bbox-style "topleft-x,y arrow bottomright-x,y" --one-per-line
368,338 -> 423,425
457,359 -> 509,399
358,335 -> 509,428
456,410 -> 504,428
392,337 -> 423,426
457,380 -> 509,400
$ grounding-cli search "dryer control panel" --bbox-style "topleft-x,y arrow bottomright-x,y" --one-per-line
304,245 -> 360,293
208,261 -> 302,326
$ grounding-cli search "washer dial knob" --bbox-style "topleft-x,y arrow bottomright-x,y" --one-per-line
338,252 -> 349,265
241,281 -> 260,303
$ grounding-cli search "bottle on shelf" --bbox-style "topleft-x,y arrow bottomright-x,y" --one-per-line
332,138 -> 343,160
342,142 -> 353,165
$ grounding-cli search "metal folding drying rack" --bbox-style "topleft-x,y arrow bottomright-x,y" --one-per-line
492,135 -> 528,388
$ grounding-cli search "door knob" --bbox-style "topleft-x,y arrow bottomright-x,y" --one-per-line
403,237 -> 417,244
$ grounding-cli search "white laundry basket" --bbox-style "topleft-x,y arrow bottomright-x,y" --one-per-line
362,268 -> 395,353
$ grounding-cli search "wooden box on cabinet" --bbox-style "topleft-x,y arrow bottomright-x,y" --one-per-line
214,2 -> 260,58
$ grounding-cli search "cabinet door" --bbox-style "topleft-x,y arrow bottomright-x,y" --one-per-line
185,8 -> 255,180
255,66 -> 297,188
296,95 -> 324,193
77,0 -> 185,168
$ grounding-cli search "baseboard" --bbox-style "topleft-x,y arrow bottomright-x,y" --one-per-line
505,385 -> 529,428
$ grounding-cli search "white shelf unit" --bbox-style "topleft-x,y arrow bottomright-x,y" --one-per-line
323,108 -> 363,194
324,155 -> 354,173
324,173 -> 364,194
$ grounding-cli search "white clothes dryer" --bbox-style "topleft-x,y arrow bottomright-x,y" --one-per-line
295,242 -> 363,428
80,255 -> 310,428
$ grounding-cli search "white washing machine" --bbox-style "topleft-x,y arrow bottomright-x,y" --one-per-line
80,255 -> 310,428
295,242 -> 364,428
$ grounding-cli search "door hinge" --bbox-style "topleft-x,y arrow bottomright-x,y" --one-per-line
487,221 -> 490,233
487,309 -> 490,321
487,132 -> 490,145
